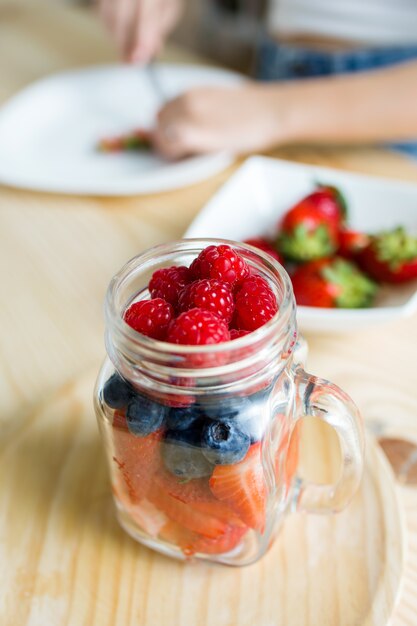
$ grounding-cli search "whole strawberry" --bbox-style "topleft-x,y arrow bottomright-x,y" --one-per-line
357,226 -> 417,283
276,184 -> 346,262
244,238 -> 283,264
291,258 -> 377,308
338,228 -> 370,260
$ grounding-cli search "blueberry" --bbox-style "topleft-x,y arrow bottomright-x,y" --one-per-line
201,395 -> 266,444
166,405 -> 202,431
102,372 -> 133,409
201,420 -> 250,465
126,393 -> 168,437
162,426 -> 213,478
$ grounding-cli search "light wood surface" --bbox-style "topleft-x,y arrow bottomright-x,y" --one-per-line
1,1 -> 417,625
0,371 -> 404,626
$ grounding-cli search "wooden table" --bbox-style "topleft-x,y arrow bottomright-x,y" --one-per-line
1,1 -> 417,624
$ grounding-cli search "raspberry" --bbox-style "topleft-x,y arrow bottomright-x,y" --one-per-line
244,238 -> 283,264
190,245 -> 249,286
149,266 -> 191,307
234,276 -> 278,331
167,308 -> 230,345
178,279 -> 234,322
124,298 -> 174,340
230,329 -> 251,340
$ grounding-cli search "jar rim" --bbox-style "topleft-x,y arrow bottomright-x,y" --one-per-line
105,238 -> 295,362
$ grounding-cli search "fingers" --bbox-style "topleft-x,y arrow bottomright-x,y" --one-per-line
153,92 -> 215,159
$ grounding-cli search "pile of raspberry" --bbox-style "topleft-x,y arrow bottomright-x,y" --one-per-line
124,244 -> 279,345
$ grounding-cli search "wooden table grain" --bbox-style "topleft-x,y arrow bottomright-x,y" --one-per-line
1,1 -> 417,624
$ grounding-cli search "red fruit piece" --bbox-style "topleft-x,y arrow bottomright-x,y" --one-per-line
209,443 -> 267,532
338,229 -> 370,259
124,298 -> 173,340
155,470 -> 246,527
357,226 -> 417,284
178,279 -> 234,322
244,238 -> 283,264
234,275 -> 278,331
190,245 -> 249,286
155,470 -> 214,503
167,307 -> 230,345
149,265 -> 191,307
149,484 -> 228,539
112,411 -> 163,502
160,520 -> 248,556
291,257 -> 377,308
308,185 -> 347,223
276,184 -> 347,262
98,128 -> 152,152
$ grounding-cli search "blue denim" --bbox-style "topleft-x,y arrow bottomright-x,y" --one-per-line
256,39 -> 417,157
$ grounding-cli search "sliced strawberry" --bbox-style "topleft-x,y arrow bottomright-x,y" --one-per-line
114,493 -> 168,538
149,484 -> 228,539
209,443 -> 267,532
191,500 -> 247,528
160,520 -> 248,556
155,470 -> 247,527
154,469 -> 213,503
112,411 -> 163,502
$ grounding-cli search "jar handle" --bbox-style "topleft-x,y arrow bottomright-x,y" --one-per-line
291,368 -> 365,513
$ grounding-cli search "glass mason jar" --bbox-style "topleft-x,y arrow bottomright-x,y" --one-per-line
94,239 -> 364,566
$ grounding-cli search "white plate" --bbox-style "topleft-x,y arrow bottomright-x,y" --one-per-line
0,63 -> 241,196
184,156 -> 417,333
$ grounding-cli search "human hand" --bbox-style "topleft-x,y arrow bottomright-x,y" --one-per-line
98,0 -> 183,63
153,84 -> 289,159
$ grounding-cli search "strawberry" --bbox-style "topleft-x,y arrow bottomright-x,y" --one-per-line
98,128 -> 152,152
243,238 -> 283,264
154,470 -> 246,527
291,257 -> 378,308
112,411 -> 163,502
160,520 -> 248,556
338,228 -> 370,259
276,185 -> 346,262
357,226 -> 417,283
148,484 -> 228,539
209,443 -> 267,532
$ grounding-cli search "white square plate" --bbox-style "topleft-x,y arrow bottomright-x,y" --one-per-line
0,63 -> 241,196
184,156 -> 417,333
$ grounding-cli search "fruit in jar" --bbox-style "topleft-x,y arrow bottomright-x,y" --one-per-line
201,420 -> 250,465
167,307 -> 230,345
189,244 -> 250,285
177,278 -> 234,322
209,443 -> 267,532
124,298 -> 173,340
126,393 -> 169,436
102,372 -> 133,409
234,275 -> 278,331
162,426 -> 213,479
149,265 -> 191,308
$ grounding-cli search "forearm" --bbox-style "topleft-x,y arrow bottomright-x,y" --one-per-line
270,60 -> 417,145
